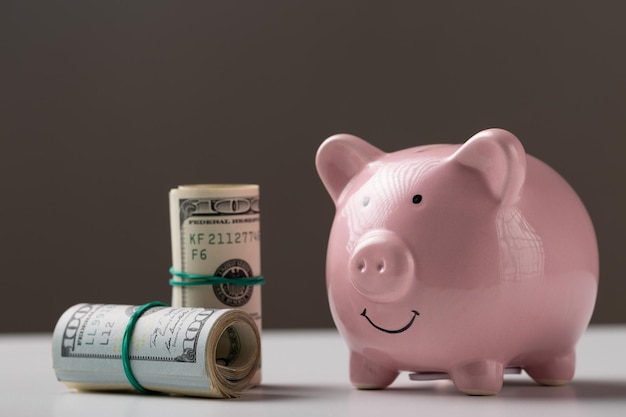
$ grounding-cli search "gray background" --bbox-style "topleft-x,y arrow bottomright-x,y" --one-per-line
1,1 -> 624,332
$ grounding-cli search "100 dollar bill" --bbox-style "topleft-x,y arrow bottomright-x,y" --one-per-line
52,303 -> 260,398
169,184 -> 262,384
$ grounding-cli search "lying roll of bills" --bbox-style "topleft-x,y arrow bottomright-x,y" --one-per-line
52,303 -> 260,398
169,184 -> 263,385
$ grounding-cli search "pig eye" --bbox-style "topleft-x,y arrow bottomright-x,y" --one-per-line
412,194 -> 423,204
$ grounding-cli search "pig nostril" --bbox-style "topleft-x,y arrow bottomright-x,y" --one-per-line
376,260 -> 385,272
357,260 -> 366,272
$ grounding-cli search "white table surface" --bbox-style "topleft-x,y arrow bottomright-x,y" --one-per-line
1,326 -> 625,417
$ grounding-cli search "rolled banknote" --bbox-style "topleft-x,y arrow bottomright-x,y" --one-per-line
52,303 -> 261,398
169,184 -> 262,384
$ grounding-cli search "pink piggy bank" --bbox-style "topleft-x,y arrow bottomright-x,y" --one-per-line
315,128 -> 598,395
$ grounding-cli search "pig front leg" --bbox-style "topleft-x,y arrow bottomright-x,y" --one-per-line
350,351 -> 399,389
449,360 -> 505,395
525,350 -> 576,386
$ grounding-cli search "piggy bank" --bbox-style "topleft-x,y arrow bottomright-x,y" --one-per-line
315,128 -> 598,395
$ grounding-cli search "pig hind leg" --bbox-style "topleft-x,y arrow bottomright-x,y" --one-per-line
350,351 -> 399,389
525,350 -> 576,386
449,359 -> 505,395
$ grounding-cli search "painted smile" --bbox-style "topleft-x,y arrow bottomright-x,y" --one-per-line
361,309 -> 420,334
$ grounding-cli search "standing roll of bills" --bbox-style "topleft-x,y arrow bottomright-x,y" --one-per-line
52,303 -> 261,398
169,184 -> 262,385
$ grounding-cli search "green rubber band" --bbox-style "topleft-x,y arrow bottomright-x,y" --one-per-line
169,267 -> 265,287
122,301 -> 168,394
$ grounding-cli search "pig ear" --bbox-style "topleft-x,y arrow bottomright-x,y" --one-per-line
316,134 -> 384,204
449,128 -> 527,206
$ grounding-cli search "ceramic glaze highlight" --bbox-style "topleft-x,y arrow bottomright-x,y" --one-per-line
315,128 -> 598,395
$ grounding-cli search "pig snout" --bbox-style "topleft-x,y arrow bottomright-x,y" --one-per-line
348,230 -> 415,302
